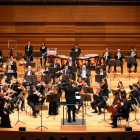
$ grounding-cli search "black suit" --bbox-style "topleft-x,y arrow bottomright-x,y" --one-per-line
43,70 -> 50,75
127,51 -> 137,71
8,61 -> 16,65
97,71 -> 107,77
25,45 -> 33,61
83,63 -> 90,70
101,83 -> 109,97
77,68 -> 90,77
0,49 -> 2,57
4,69 -> 15,76
61,85 -> 80,121
71,48 -> 82,55
103,51 -> 111,72
114,52 -> 123,73
50,63 -> 60,68
24,71 -> 35,80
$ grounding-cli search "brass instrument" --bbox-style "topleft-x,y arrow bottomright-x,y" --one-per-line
117,52 -> 121,58
131,51 -> 136,57
56,69 -> 65,74
103,52 -> 108,59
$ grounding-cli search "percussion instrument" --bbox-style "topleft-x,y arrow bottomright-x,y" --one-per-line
19,62 -> 26,66
61,56 -> 69,65
84,54 -> 99,66
3,65 -> 7,71
47,48 -> 57,63
76,56 -> 89,67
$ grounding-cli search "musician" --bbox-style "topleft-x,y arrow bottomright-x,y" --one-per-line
91,83 -> 105,115
137,77 -> 140,91
114,48 -> 123,74
101,78 -> 109,97
24,66 -> 35,81
24,40 -> 33,62
98,58 -> 106,68
60,80 -> 80,122
50,59 -> 60,68
103,47 -> 111,73
97,67 -> 107,76
0,49 -> 3,68
47,85 -> 58,115
8,56 -> 16,65
127,84 -> 140,111
83,59 -> 90,70
110,95 -> 130,128
58,65 -> 71,76
40,42 -> 47,66
116,81 -> 126,98
5,75 -> 16,87
4,65 -> 14,76
0,93 -> 12,128
42,66 -> 50,75
71,44 -> 82,56
77,64 -> 90,78
27,85 -> 41,118
14,81 -> 25,111
127,47 -> 137,73
33,76 -> 45,105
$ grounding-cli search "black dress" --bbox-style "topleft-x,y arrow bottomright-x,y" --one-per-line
40,46 -> 47,66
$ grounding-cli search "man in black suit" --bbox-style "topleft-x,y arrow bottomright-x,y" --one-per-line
50,59 -> 60,68
24,66 -> 35,81
103,47 -> 111,73
110,95 -> 130,128
42,66 -> 50,75
127,47 -> 137,73
71,44 -> 82,56
114,48 -> 123,74
60,80 -> 80,122
25,40 -> 33,62
97,67 -> 107,77
0,49 -> 3,68
77,64 -> 90,78
4,65 -> 15,76
8,56 -> 16,65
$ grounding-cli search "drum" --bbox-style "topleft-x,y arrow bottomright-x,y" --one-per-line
61,56 -> 69,65
76,56 -> 89,67
19,62 -> 24,66
47,48 -> 57,63
84,54 -> 99,66
3,65 -> 7,71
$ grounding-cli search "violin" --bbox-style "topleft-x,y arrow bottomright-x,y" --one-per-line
101,82 -> 106,87
48,89 -> 57,94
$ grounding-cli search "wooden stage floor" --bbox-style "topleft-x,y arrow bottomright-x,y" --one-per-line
1,58 -> 140,134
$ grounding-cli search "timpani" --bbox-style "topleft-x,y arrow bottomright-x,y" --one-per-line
61,56 -> 69,65
84,54 -> 99,66
76,56 -> 89,67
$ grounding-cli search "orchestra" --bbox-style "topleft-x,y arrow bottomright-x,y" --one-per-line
0,40 -> 140,130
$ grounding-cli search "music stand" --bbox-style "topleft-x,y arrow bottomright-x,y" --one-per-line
124,56 -> 135,81
81,77 -> 90,84
46,94 -> 58,120
6,72 -> 17,80
95,66 -> 106,73
95,74 -> 106,83
69,51 -> 79,60
41,75 -> 52,84
50,67 -> 60,75
35,105 -> 48,131
0,74 -> 3,79
68,66 -> 77,73
81,94 -> 92,117
83,86 -> 93,94
0,58 -> 7,63
26,75 -> 36,83
110,60 -> 120,81
26,62 -> 36,68
111,89 -> 119,97
62,74 -> 73,82
32,51 -> 42,72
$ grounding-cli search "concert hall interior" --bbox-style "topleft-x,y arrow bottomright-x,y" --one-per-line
0,0 -> 140,140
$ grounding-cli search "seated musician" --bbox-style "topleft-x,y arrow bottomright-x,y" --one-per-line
97,67 -> 107,76
103,47 -> 111,73
33,76 -> 45,105
40,42 -> 47,66
27,85 -> 42,118
66,57 -> 76,80
5,75 -> 16,87
71,44 -> 82,56
110,95 -> 130,128
8,56 -> 16,65
0,93 -> 12,128
2,84 -> 14,113
90,83 -> 105,115
0,49 -> 3,68
4,65 -> 15,76
114,48 -> 123,74
127,47 -> 137,73
54,77 -> 62,107
116,81 -> 126,98
24,40 -> 33,62
127,84 -> 140,111
83,59 -> 90,70
24,66 -> 35,82
47,85 -> 58,115
77,64 -> 90,78
14,81 -> 25,111
98,58 -> 106,68
101,78 -> 109,97
137,77 -> 140,91
50,59 -> 60,68
42,66 -> 50,75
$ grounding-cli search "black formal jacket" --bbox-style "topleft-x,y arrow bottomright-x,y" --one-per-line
97,71 -> 107,77
43,71 -> 50,75
14,85 -> 23,97
66,61 -> 75,66
50,63 -> 60,68
103,51 -> 111,59
130,88 -> 140,102
33,81 -> 45,95
77,68 -> 90,77
0,49 -> 2,57
114,52 -> 123,62
94,89 -> 104,101
24,71 -> 35,80
128,51 -> 137,60
101,83 -> 109,97
4,69 -> 15,75
61,69 -> 71,75
27,90 -> 39,102
83,63 -> 90,70
71,48 -> 82,54
25,45 -> 33,56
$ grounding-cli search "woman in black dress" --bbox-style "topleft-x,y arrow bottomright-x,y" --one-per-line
40,42 -> 47,66
47,85 -> 58,115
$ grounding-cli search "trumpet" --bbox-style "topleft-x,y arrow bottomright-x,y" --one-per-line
131,51 -> 136,57
104,52 -> 108,58
117,52 -> 121,57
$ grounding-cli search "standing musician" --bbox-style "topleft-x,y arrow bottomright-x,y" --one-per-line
0,93 -> 12,128
71,44 -> 82,56
109,95 -> 130,128
27,85 -> 42,118
127,47 -> 137,73
91,83 -> 105,115
127,84 -> 140,111
24,66 -> 35,82
40,42 -> 47,66
83,59 -> 90,70
0,49 -> 3,68
103,47 -> 111,73
14,81 -> 25,111
60,80 -> 81,123
114,48 -> 123,74
8,56 -> 16,65
42,66 -> 50,75
77,64 -> 90,78
33,76 -> 45,105
137,77 -> 140,91
47,85 -> 58,115
24,40 -> 33,62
